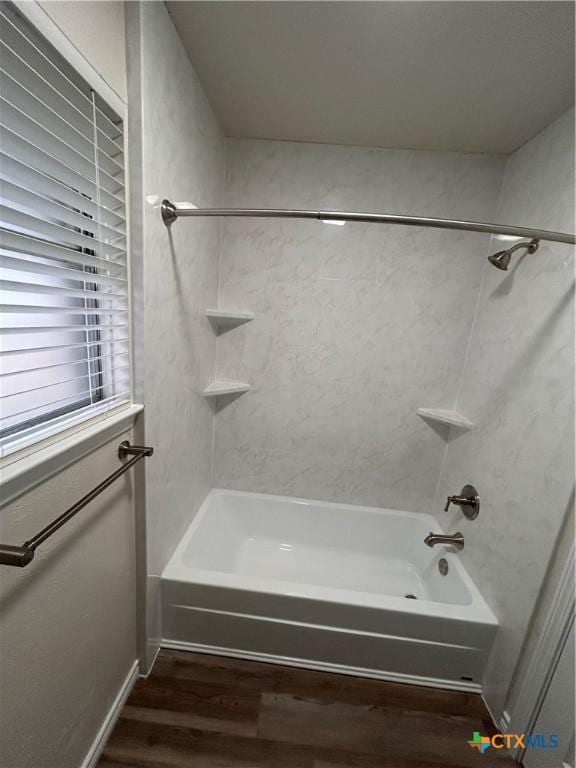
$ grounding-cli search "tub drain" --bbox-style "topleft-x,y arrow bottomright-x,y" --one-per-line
405,593 -> 418,599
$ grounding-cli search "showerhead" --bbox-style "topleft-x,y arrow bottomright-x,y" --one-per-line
488,249 -> 513,270
487,238 -> 540,271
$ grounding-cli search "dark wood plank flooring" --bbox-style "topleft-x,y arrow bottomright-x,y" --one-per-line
99,650 -> 520,768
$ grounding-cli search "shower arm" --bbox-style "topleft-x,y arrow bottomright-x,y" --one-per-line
160,200 -> 576,246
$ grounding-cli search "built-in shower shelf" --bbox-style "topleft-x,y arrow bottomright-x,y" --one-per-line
417,408 -> 475,431
206,309 -> 254,332
204,381 -> 251,398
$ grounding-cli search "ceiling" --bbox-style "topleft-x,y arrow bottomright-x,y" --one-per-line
167,1 -> 575,155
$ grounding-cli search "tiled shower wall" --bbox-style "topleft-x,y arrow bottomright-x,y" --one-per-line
129,1 -> 225,665
213,139 -> 505,511
436,107 -> 575,717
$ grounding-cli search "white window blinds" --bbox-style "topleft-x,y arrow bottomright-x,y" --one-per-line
0,1 -> 130,456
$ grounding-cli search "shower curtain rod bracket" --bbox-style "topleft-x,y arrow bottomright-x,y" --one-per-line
160,199 -> 576,246
161,199 -> 178,227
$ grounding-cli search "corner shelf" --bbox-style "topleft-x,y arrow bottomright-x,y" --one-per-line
203,381 -> 251,398
206,309 -> 254,333
417,408 -> 475,431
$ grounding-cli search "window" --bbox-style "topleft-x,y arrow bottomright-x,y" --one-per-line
0,1 -> 130,457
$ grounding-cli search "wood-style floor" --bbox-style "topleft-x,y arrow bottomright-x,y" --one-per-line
99,650 -> 520,768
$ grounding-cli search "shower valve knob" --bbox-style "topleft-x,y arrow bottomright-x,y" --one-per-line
444,484 -> 480,520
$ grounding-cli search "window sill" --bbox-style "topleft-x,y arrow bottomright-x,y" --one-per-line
0,403 -> 144,507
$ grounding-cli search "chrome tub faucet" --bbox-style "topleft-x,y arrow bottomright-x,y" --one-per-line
424,532 -> 464,550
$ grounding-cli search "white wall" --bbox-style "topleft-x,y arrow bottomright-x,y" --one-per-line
127,1 -> 225,665
436,108 -> 575,718
0,5 -> 139,767
0,429 -> 138,768
38,0 -> 126,101
213,139 -> 504,511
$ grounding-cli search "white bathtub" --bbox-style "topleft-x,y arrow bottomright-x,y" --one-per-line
161,489 -> 498,691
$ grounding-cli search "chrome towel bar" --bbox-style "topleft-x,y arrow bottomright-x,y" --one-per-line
0,441 -> 153,568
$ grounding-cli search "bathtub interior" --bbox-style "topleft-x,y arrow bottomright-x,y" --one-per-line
175,490 -> 478,607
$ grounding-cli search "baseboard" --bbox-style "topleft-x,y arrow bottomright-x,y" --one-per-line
161,639 -> 483,694
81,660 -> 139,768
480,693 -> 503,735
141,643 -> 161,679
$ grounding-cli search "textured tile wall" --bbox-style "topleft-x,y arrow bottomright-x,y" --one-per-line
136,1 -> 225,656
436,108 -> 575,717
213,139 -> 504,511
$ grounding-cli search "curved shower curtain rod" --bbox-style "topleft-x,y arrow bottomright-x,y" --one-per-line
160,199 -> 576,245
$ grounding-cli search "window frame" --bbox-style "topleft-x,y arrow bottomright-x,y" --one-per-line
1,0 -> 133,462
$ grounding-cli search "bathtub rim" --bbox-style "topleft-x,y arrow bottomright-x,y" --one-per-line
163,488 -> 498,626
